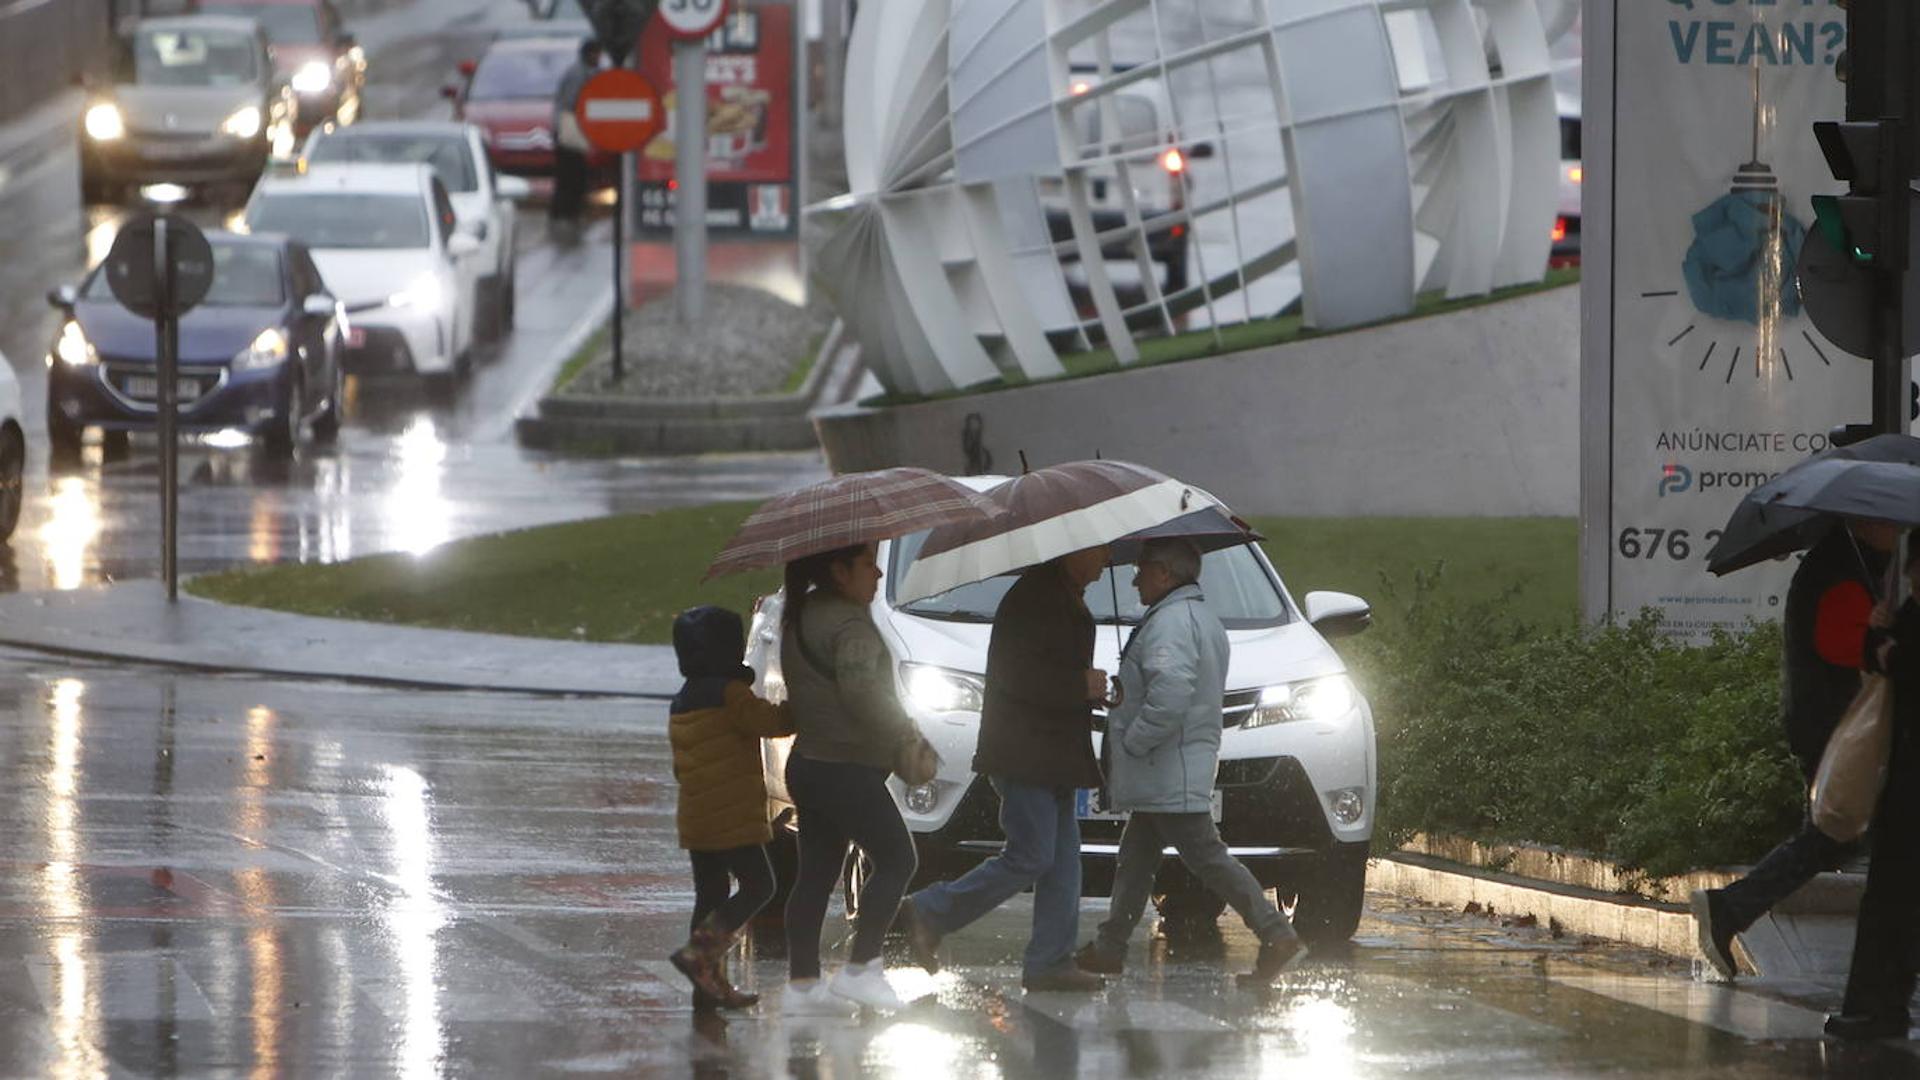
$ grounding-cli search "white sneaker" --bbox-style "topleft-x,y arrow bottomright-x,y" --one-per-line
828,963 -> 907,1012
780,980 -> 854,1017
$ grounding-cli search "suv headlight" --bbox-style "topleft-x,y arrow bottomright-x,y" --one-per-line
54,321 -> 98,366
84,102 -> 125,141
901,663 -> 984,714
291,61 -> 332,94
232,327 -> 288,371
1244,675 -> 1355,729
221,105 -> 263,139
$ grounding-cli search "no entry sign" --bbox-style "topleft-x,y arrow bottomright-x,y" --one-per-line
574,68 -> 665,153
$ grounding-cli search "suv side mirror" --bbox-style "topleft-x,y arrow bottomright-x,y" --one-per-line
1303,591 -> 1372,639
447,233 -> 482,259
302,294 -> 336,318
47,284 -> 79,310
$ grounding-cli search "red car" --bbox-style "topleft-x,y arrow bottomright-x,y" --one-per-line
445,35 -> 615,188
193,0 -> 365,133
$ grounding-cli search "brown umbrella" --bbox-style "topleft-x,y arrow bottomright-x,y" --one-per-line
705,467 -> 999,579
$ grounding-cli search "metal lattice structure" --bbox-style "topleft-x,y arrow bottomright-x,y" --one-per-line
812,0 -> 1576,397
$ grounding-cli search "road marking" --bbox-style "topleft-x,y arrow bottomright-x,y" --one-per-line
1550,971 -> 1828,1041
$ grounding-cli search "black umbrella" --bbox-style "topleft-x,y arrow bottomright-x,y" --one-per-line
1705,434 -> 1920,575
1106,506 -> 1264,565
1767,458 -> 1920,526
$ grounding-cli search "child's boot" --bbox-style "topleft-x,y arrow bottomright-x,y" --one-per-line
714,951 -> 760,1009
671,915 -> 735,1003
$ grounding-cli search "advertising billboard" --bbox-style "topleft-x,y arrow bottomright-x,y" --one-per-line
633,0 -> 798,237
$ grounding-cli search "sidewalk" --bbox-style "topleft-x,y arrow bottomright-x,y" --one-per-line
0,581 -> 680,698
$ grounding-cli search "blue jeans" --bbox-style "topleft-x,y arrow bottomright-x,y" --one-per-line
909,777 -> 1082,976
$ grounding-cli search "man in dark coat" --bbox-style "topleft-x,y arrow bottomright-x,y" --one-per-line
1692,519 -> 1896,979
898,546 -> 1110,992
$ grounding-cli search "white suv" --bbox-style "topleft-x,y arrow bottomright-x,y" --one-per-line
750,477 -> 1378,946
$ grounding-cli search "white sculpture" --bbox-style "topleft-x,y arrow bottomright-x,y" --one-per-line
812,0 -> 1573,398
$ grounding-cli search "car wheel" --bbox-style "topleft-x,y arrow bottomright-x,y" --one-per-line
1286,846 -> 1369,948
0,426 -> 24,542
311,365 -> 343,445
1152,873 -> 1227,935
265,374 -> 303,459
46,409 -> 82,464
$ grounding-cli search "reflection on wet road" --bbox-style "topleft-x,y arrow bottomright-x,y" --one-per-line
0,651 -> 1913,1078
0,0 -> 825,596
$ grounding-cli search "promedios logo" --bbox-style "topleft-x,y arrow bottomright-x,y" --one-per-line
1658,463 -> 1693,497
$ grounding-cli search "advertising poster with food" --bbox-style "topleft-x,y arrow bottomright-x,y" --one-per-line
633,0 -> 796,236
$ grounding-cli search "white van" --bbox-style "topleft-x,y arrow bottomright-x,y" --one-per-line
750,476 -> 1378,946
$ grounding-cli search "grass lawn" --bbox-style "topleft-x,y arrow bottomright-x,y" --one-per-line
188,504 -> 1578,644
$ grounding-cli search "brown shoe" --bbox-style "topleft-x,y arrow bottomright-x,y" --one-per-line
1074,941 -> 1124,976
1237,934 -> 1303,987
1022,963 -> 1105,993
671,916 -> 736,1003
713,952 -> 760,1010
899,896 -> 942,974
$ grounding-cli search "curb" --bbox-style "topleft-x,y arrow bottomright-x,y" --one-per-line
1367,851 -> 1697,959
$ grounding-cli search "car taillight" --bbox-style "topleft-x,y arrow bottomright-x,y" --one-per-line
1161,147 -> 1185,173
1551,216 -> 1568,242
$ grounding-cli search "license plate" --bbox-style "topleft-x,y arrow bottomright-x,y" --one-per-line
1076,788 -> 1223,822
142,143 -> 206,161
346,327 -> 367,348
125,375 -> 204,402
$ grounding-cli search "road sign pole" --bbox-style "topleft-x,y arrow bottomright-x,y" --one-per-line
152,215 -> 179,602
673,35 -> 707,325
613,149 -> 627,381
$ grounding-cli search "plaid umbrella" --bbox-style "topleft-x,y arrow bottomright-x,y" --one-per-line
893,460 -> 1240,604
704,467 -> 999,579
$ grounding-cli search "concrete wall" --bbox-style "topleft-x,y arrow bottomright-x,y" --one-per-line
815,284 -> 1579,517
0,0 -> 113,127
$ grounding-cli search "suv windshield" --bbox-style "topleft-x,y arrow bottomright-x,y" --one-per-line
889,534 -> 1291,629
467,47 -> 571,102
305,134 -> 478,192
196,5 -> 321,44
134,28 -> 260,87
247,193 -> 429,249
86,243 -> 285,307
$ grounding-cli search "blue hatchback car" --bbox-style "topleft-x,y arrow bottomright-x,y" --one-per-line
45,231 -> 345,460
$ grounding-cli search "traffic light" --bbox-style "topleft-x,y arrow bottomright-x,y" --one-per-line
1811,120 -> 1906,269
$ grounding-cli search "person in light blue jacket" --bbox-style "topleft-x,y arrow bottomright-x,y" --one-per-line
1074,537 -> 1302,986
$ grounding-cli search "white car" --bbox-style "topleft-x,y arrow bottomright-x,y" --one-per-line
749,476 -> 1379,947
1554,94 -> 1581,264
0,350 -> 23,542
243,163 -> 483,385
298,120 -> 530,338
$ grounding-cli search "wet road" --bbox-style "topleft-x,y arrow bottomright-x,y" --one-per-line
1,650 -> 1915,1078
0,0 -> 825,594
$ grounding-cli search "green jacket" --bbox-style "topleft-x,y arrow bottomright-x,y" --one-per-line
781,590 -> 919,770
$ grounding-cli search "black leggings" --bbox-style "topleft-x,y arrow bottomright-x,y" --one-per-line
690,844 -> 777,936
783,753 -> 917,979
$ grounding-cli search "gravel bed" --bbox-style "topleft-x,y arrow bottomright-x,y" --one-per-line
564,284 -> 834,399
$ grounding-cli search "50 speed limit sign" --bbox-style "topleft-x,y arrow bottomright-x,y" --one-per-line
657,0 -> 726,39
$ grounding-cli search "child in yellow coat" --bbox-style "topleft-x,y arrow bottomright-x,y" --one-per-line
668,605 -> 794,1009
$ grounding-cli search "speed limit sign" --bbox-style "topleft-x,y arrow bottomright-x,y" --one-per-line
656,0 -> 726,39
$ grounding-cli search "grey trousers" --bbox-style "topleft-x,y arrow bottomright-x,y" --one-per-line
1094,811 -> 1295,951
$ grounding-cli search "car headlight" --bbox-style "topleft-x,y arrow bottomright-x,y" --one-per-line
291,61 -> 332,95
1244,674 -> 1356,729
54,321 -> 98,366
84,102 -> 125,141
388,276 -> 442,310
232,327 -> 288,371
221,105 -> 263,139
901,662 -> 984,714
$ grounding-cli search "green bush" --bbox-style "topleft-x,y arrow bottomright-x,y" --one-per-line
1345,564 -> 1803,880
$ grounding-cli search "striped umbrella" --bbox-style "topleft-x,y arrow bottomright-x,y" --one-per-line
893,460 -> 1248,605
705,467 -> 999,579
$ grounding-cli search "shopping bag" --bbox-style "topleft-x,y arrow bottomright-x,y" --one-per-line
1811,675 -> 1894,842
